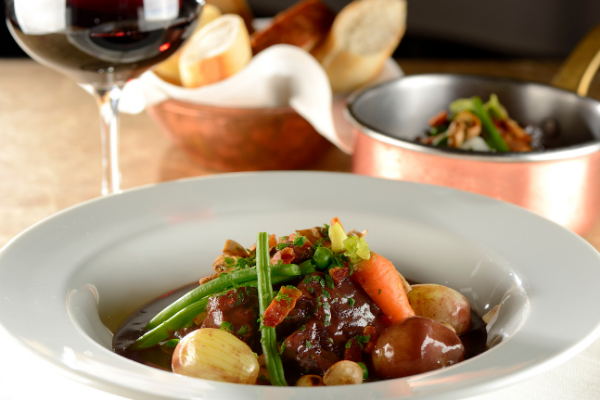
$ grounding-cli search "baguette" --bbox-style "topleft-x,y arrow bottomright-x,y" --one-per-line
206,0 -> 254,33
250,0 -> 335,55
312,0 -> 407,94
153,4 -> 222,85
179,14 -> 252,88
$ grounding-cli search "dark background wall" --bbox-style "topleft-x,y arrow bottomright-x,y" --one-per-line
2,0 -> 600,58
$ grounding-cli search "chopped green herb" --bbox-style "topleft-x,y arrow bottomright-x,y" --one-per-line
328,338 -> 334,345
224,257 -> 235,265
277,243 -> 289,251
259,374 -> 268,381
324,314 -> 331,327
378,288 -> 382,295
322,302 -> 330,310
322,224 -> 331,240
280,342 -> 287,355
300,325 -> 306,332
321,290 -> 331,298
293,235 -> 307,247
281,236 -> 289,240
311,238 -> 325,250
305,340 -> 313,349
220,321 -> 234,332
325,275 -> 334,289
237,325 -> 249,335
309,275 -> 325,287
345,340 -> 352,349
275,291 -> 292,304
348,298 -> 355,307
354,334 -> 370,344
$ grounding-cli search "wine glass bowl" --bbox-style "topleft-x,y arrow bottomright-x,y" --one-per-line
5,0 -> 204,194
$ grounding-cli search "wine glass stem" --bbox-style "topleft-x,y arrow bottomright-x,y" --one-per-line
94,85 -> 123,196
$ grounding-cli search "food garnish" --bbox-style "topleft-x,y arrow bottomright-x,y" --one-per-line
420,94 -> 536,152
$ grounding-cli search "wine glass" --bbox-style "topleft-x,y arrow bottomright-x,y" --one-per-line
5,0 -> 203,195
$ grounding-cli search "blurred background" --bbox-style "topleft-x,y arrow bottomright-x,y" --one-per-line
2,0 -> 600,58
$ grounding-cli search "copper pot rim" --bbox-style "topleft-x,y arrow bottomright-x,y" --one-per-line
153,98 -> 297,117
347,73 -> 600,163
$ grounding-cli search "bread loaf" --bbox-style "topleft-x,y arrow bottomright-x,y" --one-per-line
250,0 -> 335,55
179,14 -> 252,88
312,0 -> 407,94
153,4 -> 222,85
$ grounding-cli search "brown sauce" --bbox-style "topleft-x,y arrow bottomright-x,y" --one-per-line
113,282 -> 488,377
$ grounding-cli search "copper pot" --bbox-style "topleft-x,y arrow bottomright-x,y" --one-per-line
147,100 -> 331,172
347,24 -> 600,234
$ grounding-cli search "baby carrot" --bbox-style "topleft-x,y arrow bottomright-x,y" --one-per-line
352,252 -> 415,323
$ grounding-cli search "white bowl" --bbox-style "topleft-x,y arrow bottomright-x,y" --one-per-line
1,172 -> 600,399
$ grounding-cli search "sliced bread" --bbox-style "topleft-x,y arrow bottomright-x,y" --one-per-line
250,0 -> 335,55
312,0 -> 407,94
179,14 -> 252,88
153,4 -> 222,85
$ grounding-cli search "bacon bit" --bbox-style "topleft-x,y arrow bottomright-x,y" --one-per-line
428,110 -> 448,127
330,217 -> 344,231
269,234 -> 277,247
363,326 -> 378,354
263,286 -> 302,327
291,233 -> 314,248
344,338 -> 363,362
271,247 -> 295,265
329,267 -> 351,286
296,227 -> 324,244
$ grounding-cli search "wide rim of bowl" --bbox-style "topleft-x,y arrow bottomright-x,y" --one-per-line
347,74 -> 600,162
2,171 -> 600,400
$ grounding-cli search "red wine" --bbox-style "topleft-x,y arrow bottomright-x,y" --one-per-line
5,0 -> 201,86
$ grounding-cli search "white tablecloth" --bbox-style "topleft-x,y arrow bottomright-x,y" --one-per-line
2,329 -> 599,400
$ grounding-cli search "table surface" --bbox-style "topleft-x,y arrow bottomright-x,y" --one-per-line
3,59 -> 600,399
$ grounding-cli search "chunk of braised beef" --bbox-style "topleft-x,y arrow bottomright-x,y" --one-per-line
282,272 -> 387,375
271,243 -> 314,265
201,286 -> 260,351
276,295 -> 312,338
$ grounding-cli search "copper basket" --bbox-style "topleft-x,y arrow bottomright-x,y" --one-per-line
147,100 -> 331,172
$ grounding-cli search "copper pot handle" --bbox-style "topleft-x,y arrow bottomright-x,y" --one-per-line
552,23 -> 600,96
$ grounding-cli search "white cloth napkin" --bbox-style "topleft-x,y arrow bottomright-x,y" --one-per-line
119,44 -> 403,154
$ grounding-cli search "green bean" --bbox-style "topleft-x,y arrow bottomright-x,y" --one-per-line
472,96 -> 509,152
146,263 -> 300,330
131,297 -> 210,350
257,232 -> 287,386
270,263 -> 301,276
133,274 -> 298,351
